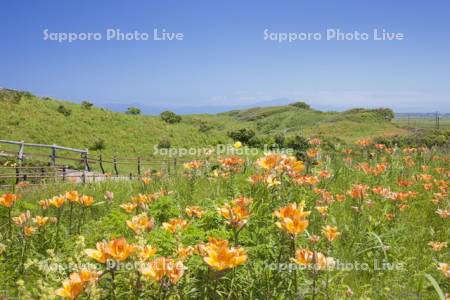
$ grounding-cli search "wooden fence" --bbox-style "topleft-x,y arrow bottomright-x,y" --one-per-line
0,139 -> 199,188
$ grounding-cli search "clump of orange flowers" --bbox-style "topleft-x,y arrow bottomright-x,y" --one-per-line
200,237 -> 247,271
219,155 -> 245,172
291,248 -> 331,271
139,257 -> 185,284
217,196 -> 252,229
126,213 -> 154,234
55,269 -> 100,299
185,206 -> 205,218
162,218 -> 189,234
183,160 -> 203,170
85,237 -> 135,263
274,202 -> 310,236
0,193 -> 19,208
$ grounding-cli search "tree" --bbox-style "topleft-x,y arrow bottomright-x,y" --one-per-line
126,107 -> 141,115
289,101 -> 311,110
160,111 -> 182,124
227,128 -> 255,144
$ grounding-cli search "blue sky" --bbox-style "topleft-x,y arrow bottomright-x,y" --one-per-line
1,0 -> 449,112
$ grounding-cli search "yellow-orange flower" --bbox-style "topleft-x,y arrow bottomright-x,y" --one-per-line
65,191 -> 79,203
219,156 -> 245,172
85,237 -> 135,263
428,241 -> 448,252
322,225 -> 341,242
183,160 -> 203,170
120,202 -> 137,213
49,196 -> 66,208
142,177 -> 152,185
291,248 -> 329,271
79,195 -> 94,206
347,184 -> 368,200
140,257 -> 185,284
13,211 -> 31,226
185,206 -> 205,218
126,213 -> 154,235
55,269 -> 100,299
274,203 -> 310,235
217,202 -> 250,229
136,245 -> 157,261
0,193 -> 19,208
256,153 -> 279,170
307,148 -> 318,158
315,206 -> 328,216
32,216 -> 49,227
201,238 -> 247,271
437,263 -> 450,278
176,245 -> 194,260
162,218 -> 189,234
23,226 -> 36,236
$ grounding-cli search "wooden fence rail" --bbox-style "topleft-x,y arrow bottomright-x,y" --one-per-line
0,139 -> 212,188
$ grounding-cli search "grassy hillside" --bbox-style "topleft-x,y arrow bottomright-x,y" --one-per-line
0,89 -> 408,159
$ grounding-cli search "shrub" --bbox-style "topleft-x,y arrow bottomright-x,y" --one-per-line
81,101 -> 94,110
198,121 -> 213,132
126,107 -> 141,115
160,111 -> 182,124
373,108 -> 395,121
286,135 -> 309,160
89,139 -> 106,151
227,128 -> 255,144
157,138 -> 171,149
0,89 -> 24,104
273,133 -> 286,148
57,105 -> 72,116
289,101 -> 311,110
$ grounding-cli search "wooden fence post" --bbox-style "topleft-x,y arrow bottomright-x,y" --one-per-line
99,154 -> 105,174
83,150 -> 90,172
113,157 -> 119,175
137,157 -> 141,176
174,159 -> 177,174
16,141 -> 25,183
15,166 -> 20,184
62,166 -> 67,182
167,160 -> 171,175
51,145 -> 56,166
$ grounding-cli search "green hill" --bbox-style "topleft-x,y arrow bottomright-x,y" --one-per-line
0,89 -> 407,159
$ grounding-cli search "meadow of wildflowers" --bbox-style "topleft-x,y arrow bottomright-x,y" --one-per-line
0,139 -> 448,299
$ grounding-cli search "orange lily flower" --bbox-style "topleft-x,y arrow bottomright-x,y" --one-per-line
85,237 -> 135,263
322,225 -> 341,242
162,218 -> 189,234
274,203 -> 310,236
0,193 -> 19,207
120,202 -> 137,213
201,238 -> 247,271
79,195 -> 94,206
126,213 -> 154,234
185,206 -> 205,218
140,257 -> 185,284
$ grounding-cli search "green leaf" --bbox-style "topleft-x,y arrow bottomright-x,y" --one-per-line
424,273 -> 445,300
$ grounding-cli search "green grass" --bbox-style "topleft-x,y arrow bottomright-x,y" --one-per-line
0,89 -> 409,163
0,145 -> 448,299
394,117 -> 450,130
